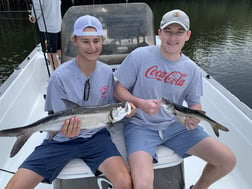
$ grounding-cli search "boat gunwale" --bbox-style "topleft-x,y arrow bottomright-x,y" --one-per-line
0,44 -> 44,98
201,69 -> 252,120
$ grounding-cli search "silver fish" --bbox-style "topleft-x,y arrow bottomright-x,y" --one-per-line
160,98 -> 229,137
0,99 -> 131,157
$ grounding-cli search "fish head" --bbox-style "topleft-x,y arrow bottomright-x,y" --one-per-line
110,102 -> 131,122
160,98 -> 175,115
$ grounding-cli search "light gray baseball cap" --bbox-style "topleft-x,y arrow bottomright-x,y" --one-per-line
160,9 -> 190,31
73,15 -> 103,36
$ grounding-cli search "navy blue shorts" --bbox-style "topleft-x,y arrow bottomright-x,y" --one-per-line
39,31 -> 61,53
124,121 -> 209,162
20,128 -> 121,183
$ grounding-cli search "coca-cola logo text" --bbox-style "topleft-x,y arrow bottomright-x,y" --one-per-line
145,65 -> 187,86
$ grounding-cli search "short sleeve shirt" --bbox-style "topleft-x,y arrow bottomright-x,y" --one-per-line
45,59 -> 116,141
114,45 -> 203,130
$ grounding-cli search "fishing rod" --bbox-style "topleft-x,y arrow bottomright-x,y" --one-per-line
30,0 -> 51,77
37,0 -> 56,70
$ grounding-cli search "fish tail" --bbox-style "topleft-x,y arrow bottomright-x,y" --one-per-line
212,123 -> 229,137
10,132 -> 33,158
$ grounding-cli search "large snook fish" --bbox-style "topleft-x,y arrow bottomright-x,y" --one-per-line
160,98 -> 229,137
0,100 -> 131,158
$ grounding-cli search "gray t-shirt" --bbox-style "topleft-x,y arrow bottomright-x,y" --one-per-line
45,58 -> 116,141
114,45 -> 202,130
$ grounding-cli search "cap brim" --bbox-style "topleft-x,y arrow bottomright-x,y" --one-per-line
161,21 -> 189,31
73,31 -> 103,36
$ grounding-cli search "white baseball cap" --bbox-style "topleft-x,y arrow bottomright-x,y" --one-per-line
73,15 -> 103,36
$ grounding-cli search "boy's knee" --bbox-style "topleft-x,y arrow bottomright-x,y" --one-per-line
113,173 -> 132,189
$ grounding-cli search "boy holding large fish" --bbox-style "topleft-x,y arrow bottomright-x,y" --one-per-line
5,15 -> 133,189
113,9 -> 236,189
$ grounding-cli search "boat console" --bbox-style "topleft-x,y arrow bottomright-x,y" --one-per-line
61,3 -> 155,64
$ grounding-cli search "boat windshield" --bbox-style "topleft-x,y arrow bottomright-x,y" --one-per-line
61,3 -> 155,64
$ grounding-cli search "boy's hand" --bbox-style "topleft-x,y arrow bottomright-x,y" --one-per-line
61,116 -> 81,138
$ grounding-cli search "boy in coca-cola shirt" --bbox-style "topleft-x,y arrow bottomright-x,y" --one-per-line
113,9 -> 236,189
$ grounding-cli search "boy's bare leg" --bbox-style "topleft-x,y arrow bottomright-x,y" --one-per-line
48,53 -> 59,69
5,168 -> 44,189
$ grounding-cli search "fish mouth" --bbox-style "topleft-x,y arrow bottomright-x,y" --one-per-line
160,98 -> 168,105
116,101 -> 131,115
109,102 -> 131,122
115,101 -> 130,112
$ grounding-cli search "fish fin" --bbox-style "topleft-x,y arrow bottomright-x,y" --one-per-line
177,117 -> 186,127
47,131 -> 59,141
10,133 -> 32,158
212,126 -> 220,137
173,110 -> 186,126
61,98 -> 80,108
212,123 -> 229,137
